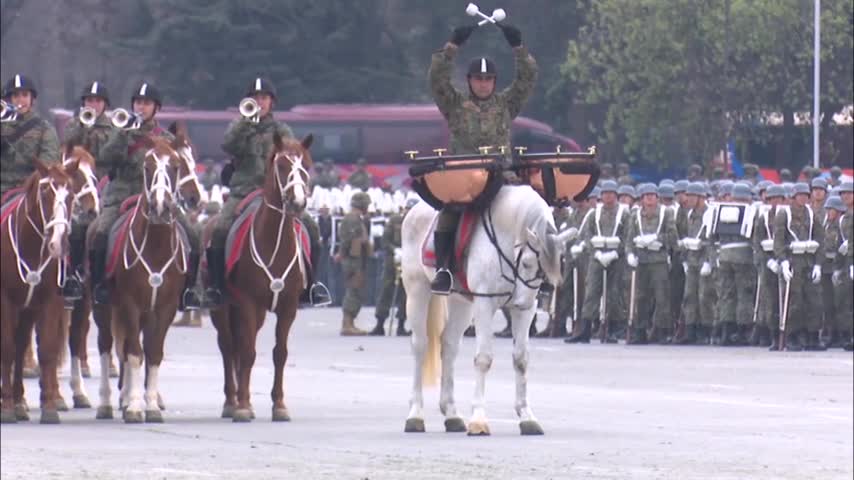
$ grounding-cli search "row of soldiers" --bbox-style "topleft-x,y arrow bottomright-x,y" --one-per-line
544,177 -> 854,351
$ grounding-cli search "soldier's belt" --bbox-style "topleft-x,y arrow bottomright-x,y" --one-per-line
760,239 -> 774,252
825,252 -> 836,259
720,242 -> 751,250
590,235 -> 621,249
790,240 -> 819,254
681,238 -> 702,251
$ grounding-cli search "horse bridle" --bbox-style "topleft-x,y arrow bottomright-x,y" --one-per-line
142,149 -> 178,219
266,152 -> 309,214
175,145 -> 202,205
7,177 -> 72,307
62,155 -> 100,217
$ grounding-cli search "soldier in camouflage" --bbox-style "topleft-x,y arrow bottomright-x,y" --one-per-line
687,164 -> 703,182
774,182 -> 826,351
625,183 -> 678,343
313,159 -> 340,189
206,77 -> 295,305
553,197 -> 594,339
63,81 -> 116,301
835,182 -> 854,350
346,158 -> 373,191
1,74 -> 60,197
91,82 -> 202,309
426,21 -> 537,295
676,182 -> 714,344
821,195 -> 847,347
810,177 -> 827,220
336,192 -> 372,336
371,199 -> 416,336
752,184 -> 785,349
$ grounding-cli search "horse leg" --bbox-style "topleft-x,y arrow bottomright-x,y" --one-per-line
404,285 -> 430,433
142,307 -> 172,423
211,307 -> 236,418
116,303 -> 145,423
111,309 -> 130,412
73,295 -> 93,377
439,295 -> 471,433
233,303 -> 262,422
68,301 -> 91,408
271,300 -> 297,422
93,303 -> 114,419
0,297 -> 17,423
511,306 -> 544,435
34,301 -> 65,424
13,315 -> 35,421
467,298 -> 497,436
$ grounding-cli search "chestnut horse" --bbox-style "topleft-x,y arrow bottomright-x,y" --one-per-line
91,136 -> 190,423
1,158 -> 79,424
210,134 -> 312,422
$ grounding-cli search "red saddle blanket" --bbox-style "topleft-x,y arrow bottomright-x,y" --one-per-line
421,209 -> 478,292
0,192 -> 25,226
226,201 -> 312,278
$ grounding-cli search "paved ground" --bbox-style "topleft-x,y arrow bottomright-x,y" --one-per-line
1,308 -> 852,480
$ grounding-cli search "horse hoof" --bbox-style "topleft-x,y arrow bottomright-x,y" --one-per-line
404,417 -> 425,433
73,394 -> 92,409
40,409 -> 60,424
467,421 -> 491,436
232,408 -> 253,423
272,407 -> 291,422
14,404 -> 30,421
519,420 -> 545,436
157,393 -> 165,411
0,409 -> 17,424
145,410 -> 163,423
444,417 -> 467,433
123,410 -> 144,424
81,365 -> 92,378
95,406 -> 113,420
55,397 -> 69,412
22,366 -> 40,379
221,405 -> 235,418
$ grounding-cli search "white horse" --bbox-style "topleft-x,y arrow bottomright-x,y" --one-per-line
401,185 -> 575,436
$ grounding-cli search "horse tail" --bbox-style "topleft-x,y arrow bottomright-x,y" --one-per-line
422,294 -> 446,387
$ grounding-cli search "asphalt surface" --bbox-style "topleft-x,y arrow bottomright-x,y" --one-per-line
1,308 -> 852,480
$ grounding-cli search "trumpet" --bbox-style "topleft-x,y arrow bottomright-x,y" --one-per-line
1,100 -> 19,123
111,108 -> 141,130
79,107 -> 97,127
239,97 -> 260,123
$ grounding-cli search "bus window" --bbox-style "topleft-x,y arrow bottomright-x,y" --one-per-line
361,122 -> 448,164
289,123 -> 360,163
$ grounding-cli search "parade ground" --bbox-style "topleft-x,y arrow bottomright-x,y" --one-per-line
1,308 -> 852,480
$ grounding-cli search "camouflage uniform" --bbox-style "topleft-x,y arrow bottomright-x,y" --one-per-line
773,202 -> 825,350
0,109 -> 60,196
63,113 -> 114,178
558,204 -> 591,338
346,163 -> 373,191
680,202 -> 715,342
427,35 -> 537,292
669,202 -> 688,332
752,203 -> 781,347
625,204 -> 678,342
338,193 -> 372,335
372,212 -> 407,335
836,209 -> 854,348
313,163 -> 340,189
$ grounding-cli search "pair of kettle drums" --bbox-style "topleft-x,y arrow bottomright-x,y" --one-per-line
408,146 -> 600,210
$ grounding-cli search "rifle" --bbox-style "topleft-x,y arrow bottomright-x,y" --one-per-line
386,264 -> 402,337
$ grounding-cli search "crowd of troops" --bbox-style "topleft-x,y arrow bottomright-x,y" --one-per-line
547,173 -> 854,352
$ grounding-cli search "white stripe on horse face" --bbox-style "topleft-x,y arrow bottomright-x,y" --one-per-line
48,184 -> 70,258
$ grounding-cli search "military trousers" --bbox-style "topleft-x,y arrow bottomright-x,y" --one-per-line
759,268 -> 780,334
833,275 -> 853,333
820,272 -> 836,331
682,265 -> 715,327
669,255 -> 685,326
375,257 -> 405,321
783,263 -> 822,333
341,258 -> 366,317
581,256 -> 623,328
556,256 -> 587,334
717,261 -> 756,326
633,262 -> 671,330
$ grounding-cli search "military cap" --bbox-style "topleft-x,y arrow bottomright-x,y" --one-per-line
719,181 -> 734,197
3,74 -> 38,99
689,163 -> 703,174
617,185 -> 636,198
810,177 -> 828,191
637,183 -> 658,197
350,192 -> 371,209
467,57 -> 497,77
792,182 -> 810,196
588,187 -> 601,199
599,180 -> 618,194
838,181 -> 853,193
779,168 -> 793,182
131,82 -> 162,107
659,184 -> 675,199
686,182 -> 706,196
246,77 -> 277,99
674,180 -> 689,193
80,81 -> 110,105
824,196 -> 846,212
757,180 -> 772,192
765,185 -> 785,199
731,183 -> 752,201
829,166 -> 842,178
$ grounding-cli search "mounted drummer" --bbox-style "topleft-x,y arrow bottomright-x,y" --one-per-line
425,16 -> 538,295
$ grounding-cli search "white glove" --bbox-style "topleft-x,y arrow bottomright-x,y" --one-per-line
850,265 -> 853,280
394,248 -> 402,264
570,244 -> 583,259
811,265 -> 821,284
627,253 -> 638,268
839,240 -> 849,256
700,262 -> 712,277
765,258 -> 779,274
594,250 -> 604,265
780,260 -> 793,283
677,239 -> 685,249
682,262 -> 689,274
832,270 -> 843,286
598,251 -> 618,267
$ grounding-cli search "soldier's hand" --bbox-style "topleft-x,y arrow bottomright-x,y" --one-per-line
498,23 -> 522,48
334,253 -> 342,263
450,25 -> 476,47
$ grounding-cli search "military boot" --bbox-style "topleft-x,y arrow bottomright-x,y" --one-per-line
785,330 -> 804,352
62,230 -> 85,301
395,318 -> 410,337
729,324 -> 749,346
341,313 -> 367,336
843,339 -> 854,351
675,324 -> 697,345
90,248 -> 110,305
430,231 -> 454,295
648,327 -> 671,345
204,247 -> 225,307
369,317 -> 386,336
710,325 -> 722,345
564,321 -> 591,344
180,252 -> 202,311
627,328 -> 648,345
768,334 -> 780,351
803,331 -> 827,351
696,325 -> 711,344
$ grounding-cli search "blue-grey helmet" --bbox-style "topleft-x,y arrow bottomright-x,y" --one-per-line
810,177 -> 828,191
617,185 -> 636,199
824,195 -> 846,212
765,185 -> 785,199
731,183 -> 752,201
637,182 -> 658,197
600,180 -> 618,194
793,182 -> 810,196
686,182 -> 706,196
674,180 -> 690,193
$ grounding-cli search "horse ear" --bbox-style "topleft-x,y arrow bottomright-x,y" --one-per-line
33,158 -> 49,177
525,227 -> 542,250
64,158 -> 80,177
301,133 -> 314,150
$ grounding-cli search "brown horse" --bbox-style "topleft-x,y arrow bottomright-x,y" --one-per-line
209,133 -> 312,422
1,158 -> 79,424
90,136 -> 189,423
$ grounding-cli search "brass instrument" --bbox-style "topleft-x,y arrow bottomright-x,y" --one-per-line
79,107 -> 97,127
239,97 -> 260,123
111,108 -> 141,130
0,100 -> 19,123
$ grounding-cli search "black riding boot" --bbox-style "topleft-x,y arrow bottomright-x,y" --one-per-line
62,232 -> 85,300
430,231 -> 454,295
204,247 -> 225,307
180,252 -> 202,311
370,317 -> 386,336
90,248 -> 109,305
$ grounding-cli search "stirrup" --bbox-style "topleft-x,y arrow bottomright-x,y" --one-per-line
93,284 -> 110,305
204,287 -> 224,308
431,268 -> 453,295
62,273 -> 84,301
181,289 -> 202,311
309,282 -> 332,307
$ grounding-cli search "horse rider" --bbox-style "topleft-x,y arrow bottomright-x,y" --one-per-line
90,82 -> 202,310
426,21 -> 537,295
62,81 -> 116,301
